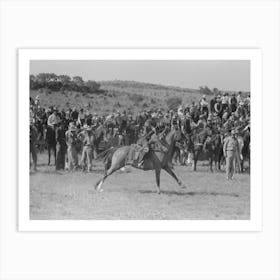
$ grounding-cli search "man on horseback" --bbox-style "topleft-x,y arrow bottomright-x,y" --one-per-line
47,108 -> 60,128
126,124 -> 168,168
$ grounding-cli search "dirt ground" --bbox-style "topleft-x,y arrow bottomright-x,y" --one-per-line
30,153 -> 250,220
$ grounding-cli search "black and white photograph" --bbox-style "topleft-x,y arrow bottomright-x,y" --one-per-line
28,55 -> 251,221
2,1 -> 280,280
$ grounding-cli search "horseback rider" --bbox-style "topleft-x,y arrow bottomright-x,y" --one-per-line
126,121 -> 166,168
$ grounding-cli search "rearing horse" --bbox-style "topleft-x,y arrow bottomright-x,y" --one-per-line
94,129 -> 186,194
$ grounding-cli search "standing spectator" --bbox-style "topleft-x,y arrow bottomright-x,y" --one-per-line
77,108 -> 86,126
223,129 -> 240,180
199,95 -> 209,116
236,91 -> 243,104
65,122 -> 79,171
210,95 -> 217,113
78,125 -> 95,172
229,93 -> 237,112
221,92 -> 229,112
70,107 -> 79,123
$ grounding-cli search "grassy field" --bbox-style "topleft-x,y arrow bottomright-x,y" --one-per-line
30,80 -> 206,114
30,153 -> 250,220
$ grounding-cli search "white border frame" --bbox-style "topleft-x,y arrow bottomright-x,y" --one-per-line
18,48 -> 262,232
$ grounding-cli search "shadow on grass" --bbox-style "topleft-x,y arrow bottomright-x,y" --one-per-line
138,189 -> 239,197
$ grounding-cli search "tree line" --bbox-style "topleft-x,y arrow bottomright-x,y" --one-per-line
30,73 -> 101,93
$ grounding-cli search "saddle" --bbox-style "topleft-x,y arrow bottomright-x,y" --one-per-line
150,140 -> 168,153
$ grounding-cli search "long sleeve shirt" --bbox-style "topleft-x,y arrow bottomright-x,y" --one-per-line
65,130 -> 78,146
223,136 -> 240,154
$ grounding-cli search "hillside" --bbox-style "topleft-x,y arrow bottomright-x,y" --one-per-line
30,80 -> 209,115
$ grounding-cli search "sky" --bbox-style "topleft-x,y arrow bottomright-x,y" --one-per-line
30,60 -> 250,91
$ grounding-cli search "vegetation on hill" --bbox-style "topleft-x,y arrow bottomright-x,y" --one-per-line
30,73 -> 221,114
30,73 -> 102,94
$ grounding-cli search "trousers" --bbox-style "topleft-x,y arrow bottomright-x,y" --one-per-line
225,150 -> 235,179
80,146 -> 93,171
67,145 -> 78,170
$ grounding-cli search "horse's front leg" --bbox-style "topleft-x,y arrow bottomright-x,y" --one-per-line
155,169 -> 161,194
163,165 -> 186,189
209,153 -> 213,173
48,147 -> 51,165
192,157 -> 197,171
54,145 -> 57,165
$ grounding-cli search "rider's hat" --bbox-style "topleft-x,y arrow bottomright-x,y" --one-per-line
69,123 -> 77,131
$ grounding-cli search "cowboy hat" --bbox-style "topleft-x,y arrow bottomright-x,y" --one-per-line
69,123 -> 77,131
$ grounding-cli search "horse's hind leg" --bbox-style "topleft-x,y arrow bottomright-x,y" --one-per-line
163,165 -> 186,189
95,165 -> 120,192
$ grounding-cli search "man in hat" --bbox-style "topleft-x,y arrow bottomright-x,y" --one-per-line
78,108 -> 86,127
65,122 -> 79,171
223,129 -> 240,180
47,108 -> 60,129
78,125 -> 95,172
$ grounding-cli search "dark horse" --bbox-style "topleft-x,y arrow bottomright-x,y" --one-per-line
45,125 -> 56,165
94,129 -> 186,194
189,128 -> 222,172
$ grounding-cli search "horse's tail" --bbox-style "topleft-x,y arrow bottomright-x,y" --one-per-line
95,146 -> 118,163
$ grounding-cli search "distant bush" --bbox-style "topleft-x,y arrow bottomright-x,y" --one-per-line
166,97 -> 182,110
85,80 -> 101,93
30,73 -> 101,94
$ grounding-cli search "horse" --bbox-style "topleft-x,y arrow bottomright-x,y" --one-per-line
236,130 -> 250,173
188,128 -> 211,172
212,133 -> 224,171
172,133 -> 192,166
94,128 -> 186,194
45,125 -> 56,165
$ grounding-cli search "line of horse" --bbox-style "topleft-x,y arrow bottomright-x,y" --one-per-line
173,127 -> 250,173
35,124 -> 250,194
